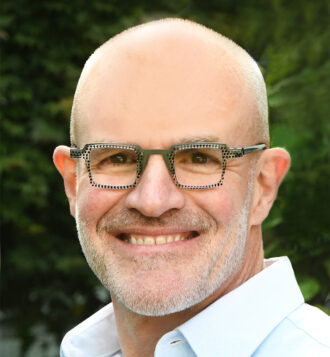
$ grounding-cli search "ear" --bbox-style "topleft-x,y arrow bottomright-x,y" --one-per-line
53,145 -> 77,217
250,148 -> 291,225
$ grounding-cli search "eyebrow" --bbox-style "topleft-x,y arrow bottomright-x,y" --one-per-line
82,136 -> 222,147
178,135 -> 221,144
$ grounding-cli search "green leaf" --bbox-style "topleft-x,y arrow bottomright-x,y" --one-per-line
297,276 -> 321,302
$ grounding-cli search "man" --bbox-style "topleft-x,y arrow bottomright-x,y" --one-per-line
54,18 -> 329,357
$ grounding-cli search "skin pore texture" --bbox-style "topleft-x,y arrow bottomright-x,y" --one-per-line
54,18 -> 291,357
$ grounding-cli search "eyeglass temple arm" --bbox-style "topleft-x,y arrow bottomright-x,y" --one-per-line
70,148 -> 84,158
241,143 -> 267,155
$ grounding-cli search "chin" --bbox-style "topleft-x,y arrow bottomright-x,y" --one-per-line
113,287 -> 203,317
105,270 -> 224,317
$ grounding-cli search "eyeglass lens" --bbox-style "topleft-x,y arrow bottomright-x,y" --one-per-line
174,148 -> 223,186
90,147 -> 138,186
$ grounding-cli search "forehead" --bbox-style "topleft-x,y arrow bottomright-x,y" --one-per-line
75,27 -> 258,148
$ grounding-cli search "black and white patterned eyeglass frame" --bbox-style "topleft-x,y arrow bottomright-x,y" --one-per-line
70,142 -> 266,189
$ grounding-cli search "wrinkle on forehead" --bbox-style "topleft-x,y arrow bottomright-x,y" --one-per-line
71,19 -> 269,148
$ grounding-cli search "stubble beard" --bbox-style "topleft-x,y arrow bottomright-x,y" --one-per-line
76,178 -> 254,316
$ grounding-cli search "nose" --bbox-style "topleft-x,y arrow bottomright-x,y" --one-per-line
124,155 -> 185,217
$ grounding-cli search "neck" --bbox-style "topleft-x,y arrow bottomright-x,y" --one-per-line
112,225 -> 264,357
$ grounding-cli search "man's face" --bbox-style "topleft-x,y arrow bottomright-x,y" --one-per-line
74,35 -> 259,316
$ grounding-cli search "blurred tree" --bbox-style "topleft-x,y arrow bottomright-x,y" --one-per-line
1,0 -> 329,355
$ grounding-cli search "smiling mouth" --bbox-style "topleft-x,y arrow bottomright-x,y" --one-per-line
116,232 -> 199,245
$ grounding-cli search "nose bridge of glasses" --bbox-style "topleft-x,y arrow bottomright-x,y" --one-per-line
139,149 -> 173,174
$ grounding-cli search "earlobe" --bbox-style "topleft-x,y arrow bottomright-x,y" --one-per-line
53,145 -> 77,217
250,148 -> 291,225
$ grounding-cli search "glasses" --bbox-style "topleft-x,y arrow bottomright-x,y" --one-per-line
70,142 -> 266,189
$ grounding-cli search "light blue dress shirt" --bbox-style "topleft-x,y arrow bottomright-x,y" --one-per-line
60,257 -> 330,357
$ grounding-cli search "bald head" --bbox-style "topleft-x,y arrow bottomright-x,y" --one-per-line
71,18 -> 269,147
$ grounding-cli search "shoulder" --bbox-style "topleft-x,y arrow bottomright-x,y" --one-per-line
286,304 -> 330,350
254,303 -> 330,356
60,303 -> 121,357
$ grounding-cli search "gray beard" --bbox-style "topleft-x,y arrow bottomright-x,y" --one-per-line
76,176 -> 254,316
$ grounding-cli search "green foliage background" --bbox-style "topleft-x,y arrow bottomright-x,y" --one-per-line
1,0 -> 329,355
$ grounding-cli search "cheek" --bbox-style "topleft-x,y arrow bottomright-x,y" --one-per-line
76,183 -> 124,226
191,189 -> 237,226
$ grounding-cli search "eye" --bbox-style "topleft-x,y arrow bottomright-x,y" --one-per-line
108,153 -> 129,164
191,152 -> 209,164
175,148 -> 222,167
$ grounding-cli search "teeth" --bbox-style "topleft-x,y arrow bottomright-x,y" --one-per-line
156,236 -> 166,244
127,233 -> 193,245
144,237 -> 154,245
167,236 -> 173,243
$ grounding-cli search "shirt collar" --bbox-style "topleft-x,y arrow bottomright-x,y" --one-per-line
61,303 -> 121,357
171,256 -> 304,357
62,257 -> 304,357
